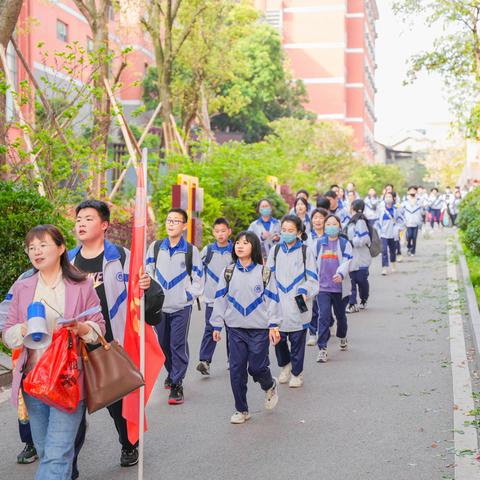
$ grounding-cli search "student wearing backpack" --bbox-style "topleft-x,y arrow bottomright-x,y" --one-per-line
346,200 -> 372,313
196,218 -> 233,376
146,208 -> 204,405
248,198 -> 281,260
292,197 -> 312,234
267,215 -> 319,388
306,208 -> 328,346
376,192 -> 404,276
211,231 -> 281,424
401,186 -> 423,256
364,188 -> 380,229
315,215 -> 353,363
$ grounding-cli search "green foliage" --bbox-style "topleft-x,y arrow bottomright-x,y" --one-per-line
458,188 -> 480,257
350,164 -> 407,197
0,181 -> 75,298
393,1 -> 480,138
149,141 -> 288,244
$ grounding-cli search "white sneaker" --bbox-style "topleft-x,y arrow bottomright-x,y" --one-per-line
340,338 -> 348,351
317,349 -> 328,363
264,378 -> 279,410
359,301 -> 367,310
307,334 -> 317,346
230,411 -> 251,424
289,373 -> 304,388
381,268 -> 388,276
397,255 -> 403,263
391,262 -> 397,273
346,304 -> 359,314
278,363 -> 292,384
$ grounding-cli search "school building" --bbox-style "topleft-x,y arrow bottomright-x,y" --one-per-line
253,0 -> 379,162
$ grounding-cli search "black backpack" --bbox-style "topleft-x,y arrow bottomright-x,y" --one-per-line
273,243 -> 308,281
222,264 -> 272,297
153,240 -> 201,310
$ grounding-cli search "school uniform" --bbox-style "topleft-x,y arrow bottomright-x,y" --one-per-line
401,199 -> 423,254
198,241 -> 233,363
267,241 -> 319,376
210,261 -> 281,413
248,217 -> 281,258
376,205 -> 404,267
346,219 -> 372,306
306,230 -> 323,335
289,203 -> 314,215
295,213 -> 312,235
315,235 -> 352,349
146,236 -> 204,386
364,196 -> 380,229
329,206 -> 351,229
428,195 -> 443,227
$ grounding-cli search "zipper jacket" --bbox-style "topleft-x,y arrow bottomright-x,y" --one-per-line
329,206 -> 351,228
401,199 -> 423,228
146,236 -> 204,314
267,240 -> 319,332
201,241 -> 233,307
347,219 -> 372,271
210,261 -> 281,330
376,205 -> 404,240
248,217 -> 281,258
364,196 -> 380,221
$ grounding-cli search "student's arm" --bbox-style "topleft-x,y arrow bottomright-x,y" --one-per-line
264,270 -> 281,328
352,219 -> 371,248
189,246 -> 205,299
336,241 -> 353,280
210,269 -> 229,331
297,247 -> 319,299
145,241 -> 157,280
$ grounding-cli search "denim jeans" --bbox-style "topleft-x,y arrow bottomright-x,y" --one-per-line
23,392 -> 85,480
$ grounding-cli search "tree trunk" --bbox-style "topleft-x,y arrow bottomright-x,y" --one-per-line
0,0 -> 23,171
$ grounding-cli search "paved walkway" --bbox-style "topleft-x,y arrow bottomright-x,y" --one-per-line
1,230 -> 479,480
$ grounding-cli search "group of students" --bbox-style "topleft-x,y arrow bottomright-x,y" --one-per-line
0,180 -> 462,479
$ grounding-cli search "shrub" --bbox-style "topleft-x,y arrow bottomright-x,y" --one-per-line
457,188 -> 480,232
0,181 -> 75,298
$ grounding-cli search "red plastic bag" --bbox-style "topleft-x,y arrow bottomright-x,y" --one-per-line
24,328 -> 80,412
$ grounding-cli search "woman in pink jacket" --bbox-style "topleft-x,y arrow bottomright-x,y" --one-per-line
3,224 -> 105,480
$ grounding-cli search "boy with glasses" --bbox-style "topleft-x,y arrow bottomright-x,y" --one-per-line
146,208 -> 204,404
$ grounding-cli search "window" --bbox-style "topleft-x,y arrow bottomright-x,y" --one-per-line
56,20 -> 68,42
86,37 -> 94,52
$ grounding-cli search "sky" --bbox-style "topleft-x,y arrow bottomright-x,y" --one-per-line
374,1 -> 453,145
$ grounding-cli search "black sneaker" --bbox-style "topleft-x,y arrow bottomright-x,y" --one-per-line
196,360 -> 210,376
17,444 -> 38,464
121,447 -> 139,467
168,384 -> 184,405
164,376 -> 172,390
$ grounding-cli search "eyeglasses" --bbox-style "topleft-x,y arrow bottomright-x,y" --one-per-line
25,243 -> 56,254
166,219 -> 186,226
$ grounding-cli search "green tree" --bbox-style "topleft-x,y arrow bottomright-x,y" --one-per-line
394,1 -> 480,138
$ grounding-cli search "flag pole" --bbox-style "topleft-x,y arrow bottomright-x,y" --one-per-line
138,147 -> 148,480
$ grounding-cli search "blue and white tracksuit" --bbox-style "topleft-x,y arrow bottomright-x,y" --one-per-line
315,235 -> 352,349
401,199 -> 423,254
364,196 -> 380,229
198,242 -> 233,363
146,236 -> 204,385
347,219 -> 371,306
248,217 -> 281,259
68,241 -> 130,345
267,241 -> 319,376
211,261 -> 281,413
329,207 -> 351,229
289,203 -> 314,215
306,230 -> 323,335
428,195 -> 444,227
376,206 -> 404,267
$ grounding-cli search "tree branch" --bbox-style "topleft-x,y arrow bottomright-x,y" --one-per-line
172,5 -> 207,58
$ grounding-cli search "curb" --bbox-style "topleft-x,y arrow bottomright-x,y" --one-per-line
457,247 -> 480,356
0,351 -> 12,388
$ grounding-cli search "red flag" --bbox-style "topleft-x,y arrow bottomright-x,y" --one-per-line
122,161 -> 165,445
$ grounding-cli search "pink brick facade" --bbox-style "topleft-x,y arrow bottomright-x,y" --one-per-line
254,0 -> 378,161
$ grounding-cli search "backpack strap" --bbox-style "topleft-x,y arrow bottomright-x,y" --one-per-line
223,264 -> 235,297
273,244 -> 281,267
203,244 -> 214,267
115,245 -> 127,270
185,242 -> 201,310
301,244 -> 307,281
153,240 -> 161,265
261,265 -> 272,290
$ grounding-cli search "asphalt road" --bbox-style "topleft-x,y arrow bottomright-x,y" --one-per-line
0,230 -> 468,479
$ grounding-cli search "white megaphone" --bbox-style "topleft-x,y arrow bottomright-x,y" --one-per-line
24,302 -> 51,349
